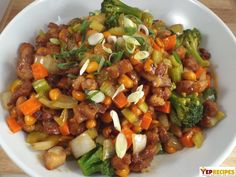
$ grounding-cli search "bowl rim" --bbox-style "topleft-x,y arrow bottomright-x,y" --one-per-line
0,0 -> 236,177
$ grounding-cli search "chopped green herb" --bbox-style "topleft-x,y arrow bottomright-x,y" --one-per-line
67,74 -> 78,79
80,20 -> 91,42
53,44 -> 87,59
57,61 -> 78,70
110,51 -> 124,63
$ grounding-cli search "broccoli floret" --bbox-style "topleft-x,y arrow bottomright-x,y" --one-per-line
78,146 -> 114,176
101,0 -> 153,28
181,28 -> 209,67
170,93 -> 203,128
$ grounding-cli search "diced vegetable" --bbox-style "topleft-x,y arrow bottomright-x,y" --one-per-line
96,135 -> 105,145
109,27 -> 125,36
112,84 -> 126,99
192,131 -> 204,148
195,67 -> 206,79
162,35 -> 176,51
169,24 -> 183,35
38,95 -> 77,109
9,79 -> 22,93
100,81 -> 116,97
179,127 -> 200,148
141,112 -> 152,130
113,92 -> 128,109
152,50 -> 163,65
78,146 -> 114,176
1,91 -> 12,110
132,134 -> 147,154
6,116 -> 22,133
70,133 -> 96,158
85,128 -> 98,139
90,20 -> 105,32
121,126 -> 134,148
59,123 -> 70,136
103,139 -> 115,160
138,102 -> 148,113
115,132 -> 127,158
32,79 -> 51,94
43,146 -> 66,170
31,135 -> 60,150
159,113 -> 169,130
121,108 -> 138,123
157,101 -> 171,113
34,55 -> 58,74
31,63 -> 49,80
26,131 -> 48,144
18,97 -> 42,116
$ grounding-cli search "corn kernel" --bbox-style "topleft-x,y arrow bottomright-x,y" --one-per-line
86,119 -> 97,129
182,71 -> 197,81
118,74 -> 134,89
86,61 -> 99,73
49,88 -> 61,100
24,115 -> 37,126
115,166 -> 130,177
72,90 -> 86,101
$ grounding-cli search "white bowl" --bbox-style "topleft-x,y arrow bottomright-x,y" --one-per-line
0,0 -> 236,177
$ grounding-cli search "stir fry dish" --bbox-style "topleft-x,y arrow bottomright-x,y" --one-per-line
1,0 -> 225,176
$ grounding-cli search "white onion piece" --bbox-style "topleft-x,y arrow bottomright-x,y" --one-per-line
112,84 -> 125,99
80,59 -> 90,75
123,35 -> 140,46
138,24 -> 149,36
117,37 -> 125,46
88,32 -> 104,46
98,57 -> 105,72
115,133 -> 128,158
136,85 -> 143,92
110,110 -> 121,132
132,134 -> 147,154
124,16 -> 137,28
70,133 -> 96,158
125,42 -> 136,54
107,35 -> 117,44
0,91 -> 12,110
103,139 -> 115,160
87,90 -> 105,103
96,135 -> 105,145
127,90 -> 144,104
102,39 -> 112,54
134,51 -> 150,60
49,38 -> 60,45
